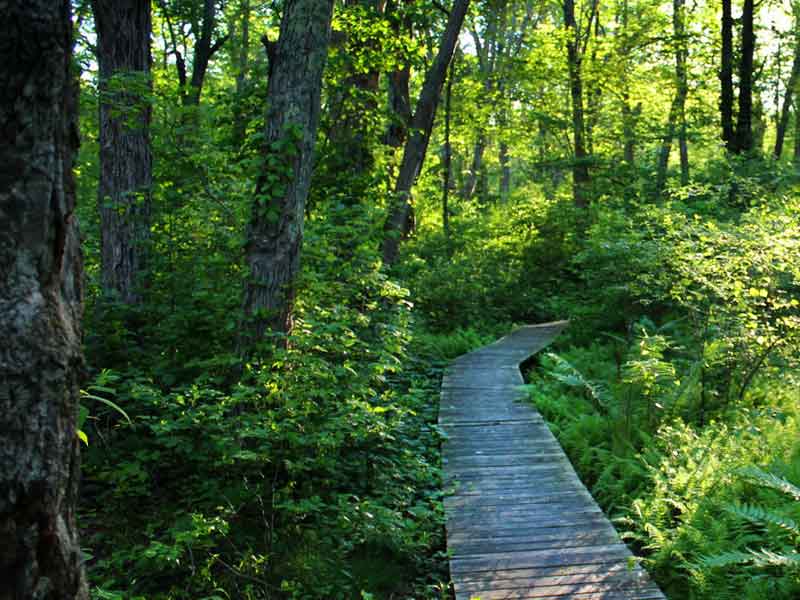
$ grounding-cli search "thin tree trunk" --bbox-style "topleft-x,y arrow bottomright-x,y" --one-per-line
774,28 -> 800,158
675,0 -> 689,183
564,0 -> 590,207
92,0 -> 153,305
655,95 -> 679,199
734,0 -> 755,153
0,1 -> 87,597
382,0 -> 471,266
499,141 -> 511,201
442,56 -> 454,247
384,0 -> 413,148
233,0 -> 251,147
720,0 -> 735,151
240,0 -> 334,349
794,99 -> 800,163
462,133 -> 486,199
185,0 -> 228,106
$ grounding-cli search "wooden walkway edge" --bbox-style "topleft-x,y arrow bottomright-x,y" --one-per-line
440,323 -> 666,600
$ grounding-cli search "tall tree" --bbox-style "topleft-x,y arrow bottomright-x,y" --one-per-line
564,0 -> 593,207
92,0 -> 153,304
159,0 -> 229,106
0,1 -> 88,597
382,0 -> 471,266
232,0 -> 252,147
775,6 -> 800,159
240,0 -> 335,348
654,0 -> 690,198
720,0 -> 735,151
733,0 -> 756,153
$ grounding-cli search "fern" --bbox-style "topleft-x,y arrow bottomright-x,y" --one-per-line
725,503 -> 800,536
544,352 -> 610,414
740,466 -> 800,501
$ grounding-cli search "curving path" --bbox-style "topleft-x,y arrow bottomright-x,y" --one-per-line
440,323 -> 665,600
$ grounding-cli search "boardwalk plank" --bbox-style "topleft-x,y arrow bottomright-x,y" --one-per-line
441,323 -> 665,599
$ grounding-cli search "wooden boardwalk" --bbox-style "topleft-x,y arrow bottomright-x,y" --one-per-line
440,323 -> 666,600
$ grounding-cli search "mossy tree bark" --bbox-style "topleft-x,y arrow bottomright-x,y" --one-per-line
0,1 -> 87,597
240,0 -> 335,349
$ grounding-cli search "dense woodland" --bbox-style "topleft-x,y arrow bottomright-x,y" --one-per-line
1,0 -> 800,598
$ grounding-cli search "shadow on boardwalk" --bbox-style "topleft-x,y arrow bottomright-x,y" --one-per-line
440,323 -> 666,600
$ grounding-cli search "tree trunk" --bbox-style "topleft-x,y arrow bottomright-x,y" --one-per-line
774,29 -> 800,158
92,0 -> 152,305
442,57 -> 454,247
184,0 -> 227,106
499,141 -> 511,201
795,100 -> 800,163
733,0 -> 755,153
240,0 -> 334,349
564,0 -> 590,207
0,1 -> 88,598
655,0 -> 690,197
461,133 -> 486,199
655,95 -> 679,199
232,0 -> 251,147
327,0 -> 382,189
720,0 -> 735,151
674,0 -> 689,183
382,0 -> 471,266
384,0 -> 413,148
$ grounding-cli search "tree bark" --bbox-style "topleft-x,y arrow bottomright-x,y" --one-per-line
720,0 -> 735,151
564,0 -> 590,207
240,0 -> 334,349
0,1 -> 88,598
733,0 -> 755,153
382,0 -> 471,266
92,0 -> 152,305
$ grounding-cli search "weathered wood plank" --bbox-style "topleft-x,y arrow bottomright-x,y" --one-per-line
441,323 -> 665,599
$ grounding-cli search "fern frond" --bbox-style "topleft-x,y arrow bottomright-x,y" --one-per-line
695,550 -> 754,568
739,466 -> 800,501
747,548 -> 800,569
725,502 -> 800,535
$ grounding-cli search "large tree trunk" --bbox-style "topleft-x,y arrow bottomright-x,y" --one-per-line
720,0 -> 735,151
564,0 -> 590,208
774,28 -> 800,159
0,1 -> 88,598
240,0 -> 334,349
92,0 -> 152,305
733,0 -> 755,153
382,0 -> 470,266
